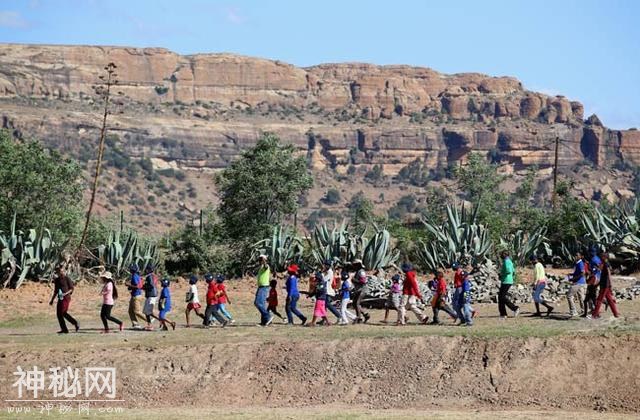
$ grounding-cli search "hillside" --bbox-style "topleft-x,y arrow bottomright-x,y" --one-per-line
0,43 -> 638,233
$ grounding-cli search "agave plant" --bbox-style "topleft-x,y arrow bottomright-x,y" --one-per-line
250,225 -> 304,273
96,230 -> 158,277
308,220 -> 365,266
362,227 -> 400,270
581,202 -> 640,272
0,214 -> 64,289
416,204 -> 492,272
498,227 -> 550,267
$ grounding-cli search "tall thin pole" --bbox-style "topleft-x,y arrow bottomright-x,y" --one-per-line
120,209 -> 124,233
78,63 -> 117,251
199,209 -> 203,236
552,136 -> 560,210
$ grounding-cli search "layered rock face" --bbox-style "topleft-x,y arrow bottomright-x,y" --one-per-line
0,43 -> 638,173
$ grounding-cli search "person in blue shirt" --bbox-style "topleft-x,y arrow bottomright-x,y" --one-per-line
158,278 -> 176,331
566,251 -> 587,317
126,263 -> 146,330
583,247 -> 602,317
285,264 -> 307,325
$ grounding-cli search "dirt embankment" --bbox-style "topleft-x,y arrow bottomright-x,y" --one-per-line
1,335 -> 638,413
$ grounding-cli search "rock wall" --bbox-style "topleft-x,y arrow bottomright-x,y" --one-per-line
0,43 -> 638,172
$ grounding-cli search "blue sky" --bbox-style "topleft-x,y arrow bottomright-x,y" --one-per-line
0,0 -> 638,128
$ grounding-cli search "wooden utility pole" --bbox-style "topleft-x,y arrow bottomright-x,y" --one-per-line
552,136 -> 560,210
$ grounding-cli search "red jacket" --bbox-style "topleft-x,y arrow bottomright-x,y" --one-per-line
453,269 -> 464,288
435,276 -> 447,297
402,271 -> 421,298
216,283 -> 228,304
206,282 -> 218,305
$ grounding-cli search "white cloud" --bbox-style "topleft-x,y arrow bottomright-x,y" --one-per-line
0,11 -> 28,28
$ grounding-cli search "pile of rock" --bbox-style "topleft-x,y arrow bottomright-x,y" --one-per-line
362,262 -> 639,307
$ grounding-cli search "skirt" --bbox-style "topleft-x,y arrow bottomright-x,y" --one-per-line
313,299 -> 327,317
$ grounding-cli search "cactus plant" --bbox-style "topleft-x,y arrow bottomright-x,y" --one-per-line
417,204 -> 492,272
250,225 -> 304,273
362,227 -> 400,270
498,227 -> 550,267
95,230 -> 158,277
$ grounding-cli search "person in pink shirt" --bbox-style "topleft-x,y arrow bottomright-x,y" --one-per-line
100,271 -> 123,333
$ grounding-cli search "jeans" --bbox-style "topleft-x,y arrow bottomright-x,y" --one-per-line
462,302 -> 473,325
566,284 -> 586,315
100,304 -> 122,329
324,295 -> 341,319
452,287 -> 464,320
218,303 -> 233,321
498,283 -> 518,316
285,295 -> 306,324
254,286 -> 270,325
204,303 -> 226,326
532,283 -> 546,303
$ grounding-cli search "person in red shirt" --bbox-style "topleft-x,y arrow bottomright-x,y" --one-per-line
398,263 -> 429,325
430,271 -> 457,325
203,274 -> 227,327
267,279 -> 285,322
215,275 -> 235,324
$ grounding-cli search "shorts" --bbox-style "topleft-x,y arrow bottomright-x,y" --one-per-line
187,302 -> 201,311
143,297 -> 157,315
386,293 -> 401,309
313,299 -> 327,318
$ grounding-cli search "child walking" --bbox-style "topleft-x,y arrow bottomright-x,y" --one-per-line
99,271 -> 123,333
203,274 -> 227,328
215,275 -> 235,324
285,264 -> 307,325
267,279 -> 286,322
185,274 -> 205,327
310,272 -> 331,327
430,271 -> 457,325
339,271 -> 357,325
158,278 -> 176,331
460,271 -> 474,327
382,274 -> 402,323
530,255 -> 554,316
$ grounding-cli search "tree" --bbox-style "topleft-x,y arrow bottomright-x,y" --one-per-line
323,188 -> 341,204
215,133 -> 313,241
348,192 -> 374,233
0,130 -> 84,238
454,153 -> 508,241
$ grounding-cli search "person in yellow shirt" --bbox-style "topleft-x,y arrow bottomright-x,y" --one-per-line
255,255 -> 273,326
530,255 -> 554,317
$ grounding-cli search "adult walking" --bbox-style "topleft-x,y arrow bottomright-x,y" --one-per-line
399,263 -> 429,325
589,252 -> 620,319
99,271 -> 123,333
566,251 -> 587,317
530,255 -> 554,316
498,250 -> 519,319
255,255 -> 272,326
351,259 -> 370,323
49,264 -> 79,334
127,263 -> 146,330
285,264 -> 307,325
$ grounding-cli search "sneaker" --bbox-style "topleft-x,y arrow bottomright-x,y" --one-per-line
513,308 -> 520,318
546,307 -> 554,317
429,320 -> 440,325
300,317 -> 307,326
133,325 -> 144,330
465,323 -> 473,327
171,322 -> 176,330
363,313 -> 370,324
229,319 -> 236,325
531,312 -> 541,317
266,315 -> 274,326
499,316 -> 508,320
586,314 -> 593,320
56,330 -> 69,334
421,316 -> 430,325
75,323 -> 80,332
221,320 -> 228,328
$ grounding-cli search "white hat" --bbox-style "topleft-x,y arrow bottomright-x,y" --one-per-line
100,271 -> 113,280
258,254 -> 268,260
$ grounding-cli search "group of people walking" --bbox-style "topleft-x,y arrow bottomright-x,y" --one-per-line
48,247 -> 622,334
